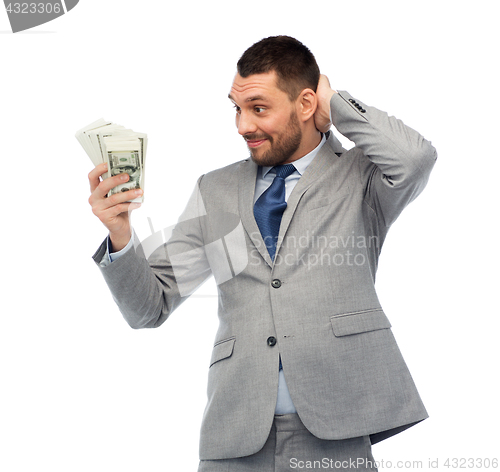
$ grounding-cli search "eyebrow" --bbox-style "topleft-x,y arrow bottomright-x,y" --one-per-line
228,93 -> 268,103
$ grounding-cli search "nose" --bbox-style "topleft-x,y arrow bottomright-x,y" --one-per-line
236,111 -> 257,136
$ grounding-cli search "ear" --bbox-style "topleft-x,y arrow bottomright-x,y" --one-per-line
296,88 -> 317,123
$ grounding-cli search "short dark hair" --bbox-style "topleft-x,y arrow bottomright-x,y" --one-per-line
237,35 -> 320,101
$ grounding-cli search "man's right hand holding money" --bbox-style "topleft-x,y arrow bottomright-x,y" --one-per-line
88,162 -> 143,252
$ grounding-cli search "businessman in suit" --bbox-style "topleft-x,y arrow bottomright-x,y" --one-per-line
88,36 -> 436,471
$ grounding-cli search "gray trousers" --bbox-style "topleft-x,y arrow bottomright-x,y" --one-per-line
198,414 -> 378,472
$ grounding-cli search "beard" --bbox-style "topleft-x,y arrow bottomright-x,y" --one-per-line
247,110 -> 302,167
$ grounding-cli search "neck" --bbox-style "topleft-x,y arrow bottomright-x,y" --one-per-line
285,128 -> 323,164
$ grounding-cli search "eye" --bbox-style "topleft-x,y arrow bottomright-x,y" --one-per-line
254,107 -> 265,113
233,104 -> 241,114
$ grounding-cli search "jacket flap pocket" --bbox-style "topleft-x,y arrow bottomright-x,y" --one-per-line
209,337 -> 235,367
330,309 -> 391,337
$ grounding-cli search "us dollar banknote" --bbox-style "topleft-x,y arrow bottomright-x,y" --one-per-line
108,151 -> 141,193
76,119 -> 147,202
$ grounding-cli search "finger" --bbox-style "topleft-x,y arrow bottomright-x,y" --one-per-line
89,171 -> 127,207
94,172 -> 133,200
88,163 -> 108,193
102,201 -> 142,220
97,187 -> 144,212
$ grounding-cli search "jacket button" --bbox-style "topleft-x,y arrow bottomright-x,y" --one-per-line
360,108 -> 366,113
267,336 -> 277,346
271,279 -> 282,289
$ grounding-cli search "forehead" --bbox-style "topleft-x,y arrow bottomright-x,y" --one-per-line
229,71 -> 286,103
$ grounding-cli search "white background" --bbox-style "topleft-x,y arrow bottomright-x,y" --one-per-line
1,1 -> 499,471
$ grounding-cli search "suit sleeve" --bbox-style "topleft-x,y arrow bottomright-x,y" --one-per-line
92,175 -> 212,329
331,91 -> 437,227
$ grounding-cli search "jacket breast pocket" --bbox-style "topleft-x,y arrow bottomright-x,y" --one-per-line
330,309 -> 391,337
209,336 -> 236,367
307,191 -> 350,212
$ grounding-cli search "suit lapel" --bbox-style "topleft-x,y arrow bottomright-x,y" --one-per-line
238,132 -> 345,268
275,132 -> 341,258
238,157 -> 274,267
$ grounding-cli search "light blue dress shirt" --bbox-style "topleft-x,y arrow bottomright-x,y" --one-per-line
105,133 -> 327,415
254,134 -> 326,414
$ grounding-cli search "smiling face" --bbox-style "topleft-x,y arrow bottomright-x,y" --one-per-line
229,71 -> 304,166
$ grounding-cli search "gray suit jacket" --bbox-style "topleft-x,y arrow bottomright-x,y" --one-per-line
93,91 -> 437,460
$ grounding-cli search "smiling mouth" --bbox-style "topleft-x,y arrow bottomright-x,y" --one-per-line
245,138 -> 267,148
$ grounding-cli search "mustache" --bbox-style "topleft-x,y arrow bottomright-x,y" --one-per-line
244,133 -> 272,142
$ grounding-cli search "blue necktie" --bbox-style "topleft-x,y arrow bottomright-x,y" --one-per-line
254,164 -> 296,261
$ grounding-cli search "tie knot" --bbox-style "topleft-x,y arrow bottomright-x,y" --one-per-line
273,164 -> 296,180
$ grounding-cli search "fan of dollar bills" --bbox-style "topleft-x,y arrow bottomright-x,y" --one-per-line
76,118 -> 147,203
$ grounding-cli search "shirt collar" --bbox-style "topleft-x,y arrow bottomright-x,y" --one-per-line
261,133 -> 327,178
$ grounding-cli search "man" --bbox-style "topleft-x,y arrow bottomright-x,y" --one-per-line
88,36 -> 436,471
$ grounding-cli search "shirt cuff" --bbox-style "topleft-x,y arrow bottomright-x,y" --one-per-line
109,234 -> 134,262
